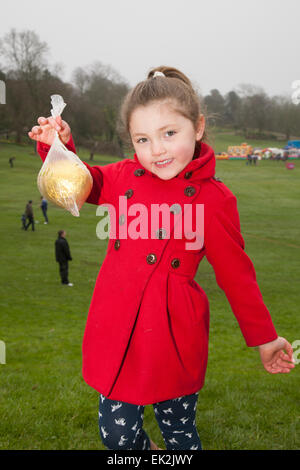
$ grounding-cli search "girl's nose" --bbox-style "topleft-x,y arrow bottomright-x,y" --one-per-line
151,140 -> 166,157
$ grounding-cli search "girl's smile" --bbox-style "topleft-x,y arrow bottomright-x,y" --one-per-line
154,157 -> 174,168
130,100 -> 205,180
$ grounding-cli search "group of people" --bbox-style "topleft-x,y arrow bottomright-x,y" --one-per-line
22,198 -> 73,287
246,153 -> 258,165
21,197 -> 48,231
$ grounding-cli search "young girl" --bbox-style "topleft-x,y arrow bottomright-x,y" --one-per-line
28,66 -> 295,451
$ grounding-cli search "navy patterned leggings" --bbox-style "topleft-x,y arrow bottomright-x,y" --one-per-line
98,391 -> 202,450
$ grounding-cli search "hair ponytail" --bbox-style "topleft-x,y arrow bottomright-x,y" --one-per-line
147,66 -> 192,87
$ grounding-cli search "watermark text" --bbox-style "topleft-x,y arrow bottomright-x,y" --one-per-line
95,198 -> 204,250
291,80 -> 300,105
291,340 -> 300,364
0,340 -> 6,364
0,80 -> 5,104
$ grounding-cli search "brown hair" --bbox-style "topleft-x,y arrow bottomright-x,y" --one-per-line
117,66 -> 209,149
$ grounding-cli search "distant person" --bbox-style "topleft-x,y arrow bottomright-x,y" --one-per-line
246,154 -> 252,165
253,155 -> 258,166
40,196 -> 49,224
24,200 -> 35,231
55,230 -> 73,286
21,213 -> 26,230
9,157 -> 15,168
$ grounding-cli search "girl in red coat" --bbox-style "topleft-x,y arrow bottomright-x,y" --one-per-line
28,66 -> 295,451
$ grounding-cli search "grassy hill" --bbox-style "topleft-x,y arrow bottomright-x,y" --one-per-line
0,135 -> 299,450
209,128 -> 288,153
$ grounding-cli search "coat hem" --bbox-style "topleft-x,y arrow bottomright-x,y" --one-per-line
84,378 -> 205,406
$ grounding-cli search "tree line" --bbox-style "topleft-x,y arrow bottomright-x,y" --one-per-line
0,29 -> 299,158
0,29 -> 129,157
203,86 -> 300,141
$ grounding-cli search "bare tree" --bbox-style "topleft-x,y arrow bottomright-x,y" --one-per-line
71,61 -> 129,154
0,28 -> 48,80
224,91 -> 241,129
204,89 -> 225,125
0,29 -> 51,142
272,96 -> 299,140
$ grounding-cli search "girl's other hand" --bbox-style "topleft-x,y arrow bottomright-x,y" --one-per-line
258,336 -> 296,374
28,116 -> 71,146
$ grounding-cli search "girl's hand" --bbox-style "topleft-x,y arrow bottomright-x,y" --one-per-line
258,336 -> 296,374
28,116 -> 71,146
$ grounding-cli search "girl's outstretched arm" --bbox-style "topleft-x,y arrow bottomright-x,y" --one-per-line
205,194 -> 295,373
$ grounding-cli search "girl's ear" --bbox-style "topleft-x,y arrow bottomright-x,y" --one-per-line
195,114 -> 205,141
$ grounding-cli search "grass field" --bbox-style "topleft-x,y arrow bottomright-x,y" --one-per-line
0,133 -> 299,450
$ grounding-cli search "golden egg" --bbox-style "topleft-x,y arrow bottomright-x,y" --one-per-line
37,159 -> 93,216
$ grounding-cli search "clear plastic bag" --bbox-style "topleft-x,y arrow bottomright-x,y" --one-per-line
37,95 -> 93,217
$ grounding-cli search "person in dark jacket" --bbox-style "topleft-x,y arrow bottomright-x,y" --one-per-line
9,157 -> 16,167
40,196 -> 49,224
24,200 -> 35,231
55,230 -> 73,286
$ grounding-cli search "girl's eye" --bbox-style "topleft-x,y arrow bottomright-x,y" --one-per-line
166,130 -> 176,137
137,137 -> 147,143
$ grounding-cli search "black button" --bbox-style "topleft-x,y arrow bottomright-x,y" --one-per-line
171,258 -> 180,269
170,203 -> 182,214
155,228 -> 167,239
184,171 -> 193,179
125,189 -> 134,198
184,186 -> 196,197
114,239 -> 121,250
146,253 -> 157,265
119,214 -> 125,225
134,169 -> 145,176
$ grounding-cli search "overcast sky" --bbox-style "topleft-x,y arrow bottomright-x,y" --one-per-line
1,0 -> 299,98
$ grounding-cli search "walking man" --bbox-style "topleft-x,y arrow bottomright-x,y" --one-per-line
40,196 -> 49,224
24,200 -> 35,231
55,230 -> 73,286
9,157 -> 16,167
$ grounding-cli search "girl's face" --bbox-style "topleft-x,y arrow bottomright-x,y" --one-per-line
129,100 -> 205,180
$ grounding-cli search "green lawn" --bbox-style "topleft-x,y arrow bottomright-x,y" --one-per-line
0,135 -> 299,450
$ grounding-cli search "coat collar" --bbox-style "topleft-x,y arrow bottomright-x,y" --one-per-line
133,142 -> 216,180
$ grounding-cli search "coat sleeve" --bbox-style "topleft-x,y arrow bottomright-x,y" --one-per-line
204,195 -> 278,347
37,136 -> 123,206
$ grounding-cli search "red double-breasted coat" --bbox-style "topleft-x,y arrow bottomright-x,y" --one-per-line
37,138 -> 278,405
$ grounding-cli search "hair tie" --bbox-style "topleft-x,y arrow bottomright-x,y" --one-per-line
153,71 -> 165,78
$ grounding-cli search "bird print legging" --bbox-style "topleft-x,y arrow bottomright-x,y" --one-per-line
98,391 -> 202,450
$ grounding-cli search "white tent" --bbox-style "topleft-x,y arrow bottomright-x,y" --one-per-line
267,148 -> 284,155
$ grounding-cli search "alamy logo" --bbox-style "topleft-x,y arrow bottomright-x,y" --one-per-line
95,197 -> 204,250
0,340 -> 6,364
291,80 -> 300,105
0,80 -> 6,104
